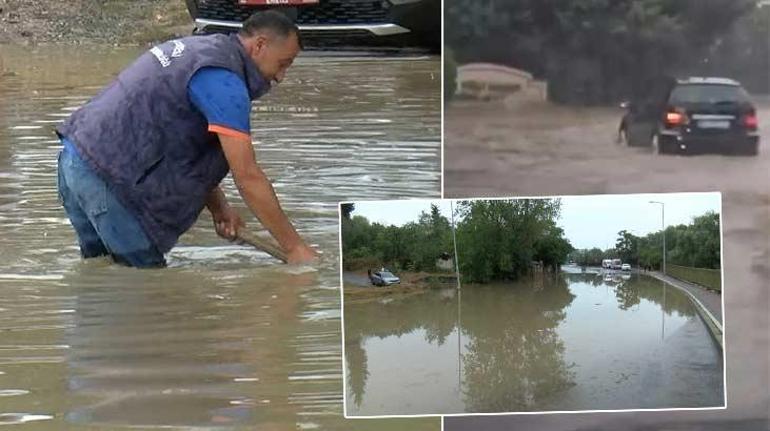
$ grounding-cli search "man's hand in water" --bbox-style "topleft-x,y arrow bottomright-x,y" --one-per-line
286,243 -> 319,264
213,206 -> 244,241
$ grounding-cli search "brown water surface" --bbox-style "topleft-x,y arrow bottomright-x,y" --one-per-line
345,270 -> 724,416
0,44 -> 440,430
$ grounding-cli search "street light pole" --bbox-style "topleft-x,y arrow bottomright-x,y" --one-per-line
451,200 -> 461,291
649,201 -> 666,275
450,200 -> 463,389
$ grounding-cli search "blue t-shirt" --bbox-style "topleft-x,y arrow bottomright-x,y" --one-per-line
62,67 -> 251,154
187,67 -> 251,139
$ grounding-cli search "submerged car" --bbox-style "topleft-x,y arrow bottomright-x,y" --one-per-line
185,0 -> 440,49
621,263 -> 631,271
370,270 -> 400,286
618,77 -> 759,155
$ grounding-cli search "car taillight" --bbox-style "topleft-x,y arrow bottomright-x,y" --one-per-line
665,108 -> 688,127
743,113 -> 758,129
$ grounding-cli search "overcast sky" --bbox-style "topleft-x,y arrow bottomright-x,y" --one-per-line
347,199 -> 453,227
348,192 -> 721,250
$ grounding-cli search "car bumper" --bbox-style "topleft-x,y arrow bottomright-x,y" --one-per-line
195,18 -> 410,36
659,130 -> 759,155
192,0 -> 438,47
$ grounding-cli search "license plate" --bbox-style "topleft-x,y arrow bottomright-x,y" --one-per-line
697,120 -> 730,129
239,0 -> 318,4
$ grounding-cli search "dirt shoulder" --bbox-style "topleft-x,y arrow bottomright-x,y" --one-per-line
0,0 -> 191,46
343,270 -> 457,304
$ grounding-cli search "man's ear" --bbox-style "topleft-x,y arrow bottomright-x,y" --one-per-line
253,35 -> 269,53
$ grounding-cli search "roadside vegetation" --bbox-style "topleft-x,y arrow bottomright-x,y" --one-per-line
570,211 -> 721,271
341,199 -> 574,285
446,0 -> 769,104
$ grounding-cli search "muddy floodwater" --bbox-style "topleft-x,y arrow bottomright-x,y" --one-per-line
344,270 -> 724,416
443,95 -> 769,430
0,45 -> 439,430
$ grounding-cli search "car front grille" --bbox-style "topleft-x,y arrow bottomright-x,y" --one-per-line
196,0 -> 390,25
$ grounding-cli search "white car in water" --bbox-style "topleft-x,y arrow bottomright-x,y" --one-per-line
369,270 -> 401,286
621,263 -> 632,271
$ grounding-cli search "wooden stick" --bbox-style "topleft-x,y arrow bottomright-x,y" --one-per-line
235,229 -> 288,263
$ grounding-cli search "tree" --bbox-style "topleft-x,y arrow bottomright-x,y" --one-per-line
636,211 -> 720,270
341,203 -> 355,220
534,226 -> 574,272
455,199 -> 568,283
446,0 -> 758,105
341,206 -> 453,272
615,230 -> 639,265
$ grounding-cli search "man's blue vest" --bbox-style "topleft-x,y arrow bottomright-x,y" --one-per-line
57,33 -> 269,253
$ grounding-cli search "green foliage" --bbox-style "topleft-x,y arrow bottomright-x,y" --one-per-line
341,200 -> 572,283
693,4 -> 770,94
341,203 -> 354,220
569,247 -> 615,267
570,211 -> 721,270
445,0 -> 759,104
455,199 -> 572,283
615,230 -> 638,265
341,205 -> 453,272
668,264 -> 721,291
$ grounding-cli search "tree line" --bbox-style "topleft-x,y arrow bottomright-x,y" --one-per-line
341,203 -> 453,273
569,211 -> 720,269
445,0 -> 767,105
341,199 -> 574,284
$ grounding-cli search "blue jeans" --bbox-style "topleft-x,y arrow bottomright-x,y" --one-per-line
57,144 -> 166,268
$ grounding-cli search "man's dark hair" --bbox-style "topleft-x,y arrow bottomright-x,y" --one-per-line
239,10 -> 302,48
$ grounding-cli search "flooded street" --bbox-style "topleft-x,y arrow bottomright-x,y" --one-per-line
344,271 -> 724,416
0,45 -> 439,430
444,101 -> 769,429
445,97 -> 770,198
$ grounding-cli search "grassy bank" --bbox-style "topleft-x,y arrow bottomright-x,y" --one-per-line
344,271 -> 457,304
667,264 -> 722,292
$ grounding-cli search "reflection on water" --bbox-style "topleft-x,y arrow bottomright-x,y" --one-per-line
344,272 -> 724,415
0,45 -> 439,430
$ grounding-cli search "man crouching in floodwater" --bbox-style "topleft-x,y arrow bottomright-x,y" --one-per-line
55,11 -> 317,267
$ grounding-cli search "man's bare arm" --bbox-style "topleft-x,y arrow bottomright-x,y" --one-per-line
205,186 -> 244,240
217,133 -> 316,263
205,186 -> 229,214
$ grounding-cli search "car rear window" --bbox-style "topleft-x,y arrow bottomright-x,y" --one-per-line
669,84 -> 750,105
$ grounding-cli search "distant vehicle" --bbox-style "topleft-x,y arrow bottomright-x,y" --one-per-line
621,263 -> 631,271
618,77 -> 759,155
184,0 -> 440,50
611,259 -> 622,270
370,269 -> 400,286
602,259 -> 612,269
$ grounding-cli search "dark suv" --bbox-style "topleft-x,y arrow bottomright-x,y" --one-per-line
185,0 -> 440,50
618,77 -> 760,155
